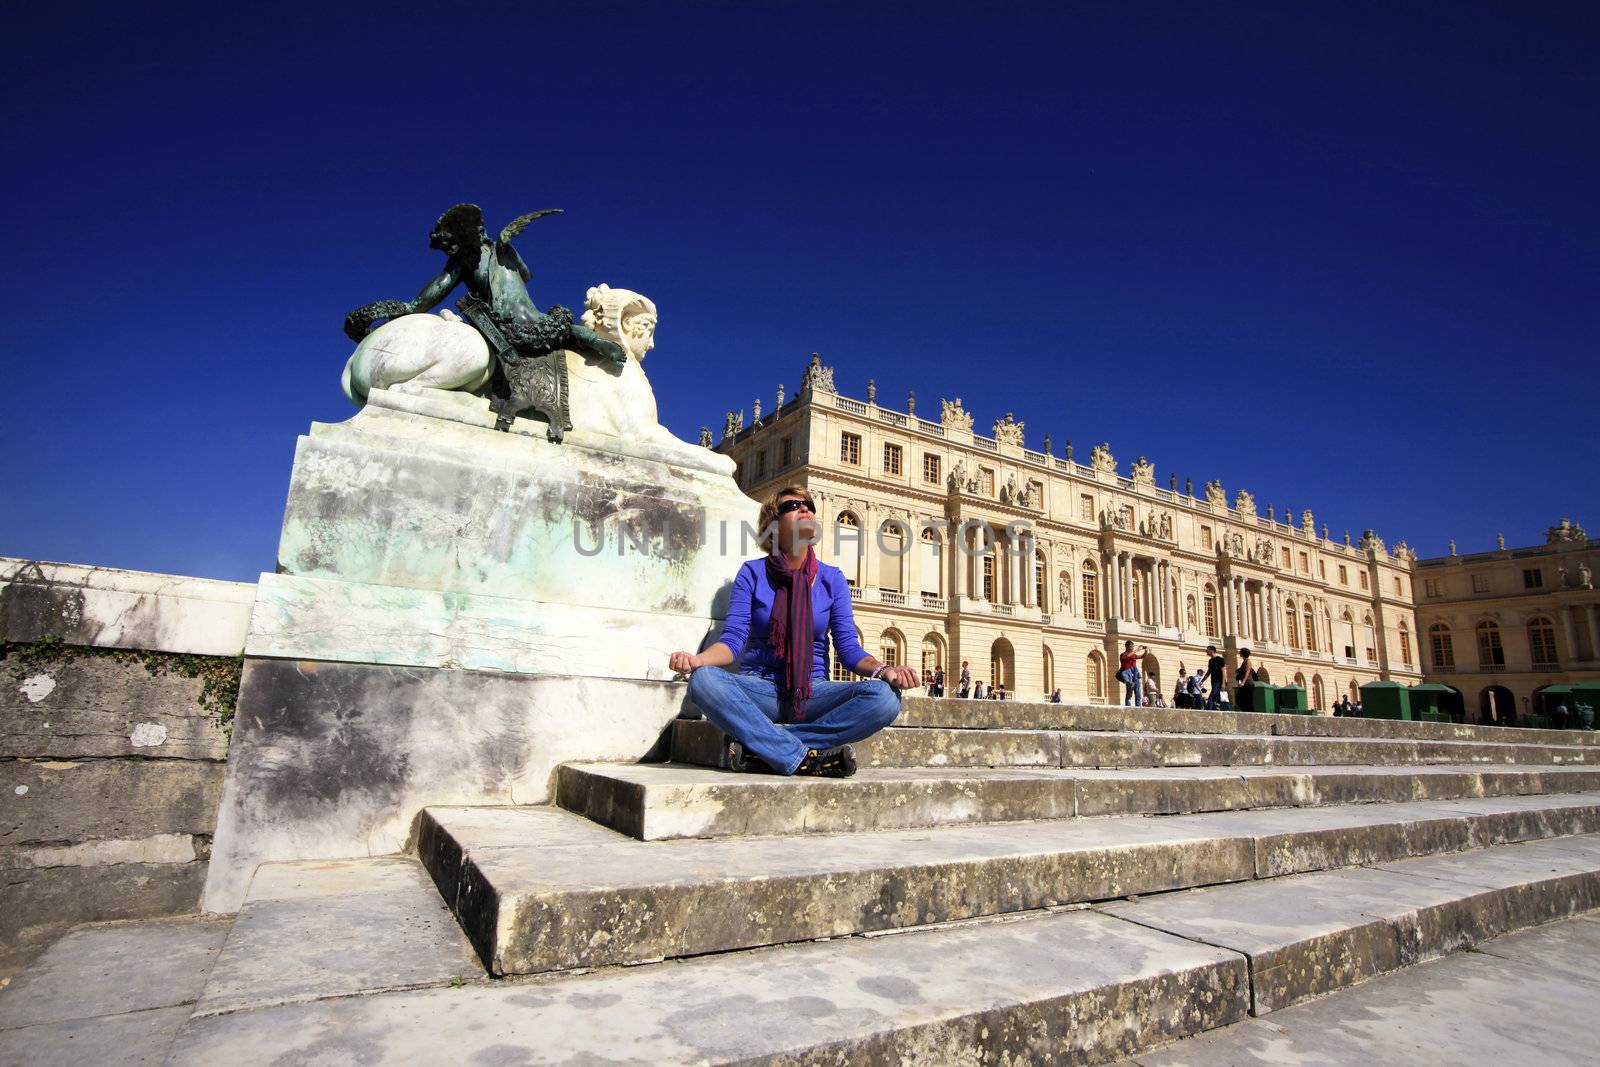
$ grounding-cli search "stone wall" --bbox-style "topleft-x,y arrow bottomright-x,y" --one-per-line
0,558 -> 253,979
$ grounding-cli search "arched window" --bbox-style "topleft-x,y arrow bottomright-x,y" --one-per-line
1361,612 -> 1377,663
1349,679 -> 1360,702
1042,645 -> 1055,695
1035,550 -> 1048,610
1304,606 -> 1317,651
1430,623 -> 1455,668
1398,621 -> 1412,667
1086,651 -> 1105,702
834,511 -> 861,586
1081,560 -> 1100,621
918,526 -> 942,597
981,551 -> 996,603
1476,621 -> 1505,669
921,632 -> 946,675
880,628 -> 905,669
1285,599 -> 1300,650
1203,583 -> 1218,636
832,627 -> 863,680
1528,616 -> 1558,669
1312,675 -> 1326,710
990,637 -> 1014,692
878,520 -> 905,593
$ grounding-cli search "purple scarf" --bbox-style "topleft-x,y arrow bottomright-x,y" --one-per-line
766,546 -> 819,721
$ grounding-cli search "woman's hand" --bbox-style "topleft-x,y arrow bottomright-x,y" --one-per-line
669,651 -> 703,674
877,665 -> 921,690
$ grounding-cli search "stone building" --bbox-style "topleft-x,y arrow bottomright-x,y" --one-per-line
713,355 -> 1421,707
1413,520 -> 1600,722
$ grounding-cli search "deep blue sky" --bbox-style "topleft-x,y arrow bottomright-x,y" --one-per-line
3,1 -> 1596,582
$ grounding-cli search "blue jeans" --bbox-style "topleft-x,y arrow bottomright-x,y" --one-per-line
686,670 -> 901,774
1122,667 -> 1142,706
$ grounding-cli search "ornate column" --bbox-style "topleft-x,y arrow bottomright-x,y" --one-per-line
1123,553 -> 1134,622
1238,579 -> 1251,640
1587,604 -> 1600,661
906,515 -> 924,601
1563,606 -> 1579,664
1267,583 -> 1277,642
1219,573 -> 1232,635
1156,561 -> 1168,626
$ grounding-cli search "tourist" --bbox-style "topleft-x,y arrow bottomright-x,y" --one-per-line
1118,640 -> 1148,707
1050,688 -> 1062,703
1186,672 -> 1204,708
932,666 -> 945,697
1235,649 -> 1256,691
990,685 -> 1004,701
1173,670 -> 1190,709
959,660 -> 971,698
1203,644 -> 1226,709
669,486 -> 914,777
974,679 -> 986,700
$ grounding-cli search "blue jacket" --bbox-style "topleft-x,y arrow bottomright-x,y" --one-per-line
715,558 -> 870,680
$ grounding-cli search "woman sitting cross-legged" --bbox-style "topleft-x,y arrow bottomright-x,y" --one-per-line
668,486 -> 919,776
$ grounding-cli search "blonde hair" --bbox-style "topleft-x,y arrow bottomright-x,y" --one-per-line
757,485 -> 811,551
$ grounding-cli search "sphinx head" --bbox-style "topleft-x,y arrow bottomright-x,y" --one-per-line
581,284 -> 658,362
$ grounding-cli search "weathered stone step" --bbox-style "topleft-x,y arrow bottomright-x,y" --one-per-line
557,761 -> 1600,840
164,906 -> 1250,1066
898,695 -> 1600,746
1103,833 -> 1600,1015
419,793 -> 1600,976
669,717 -> 1598,770
193,855 -> 485,1018
167,837 -> 1600,1065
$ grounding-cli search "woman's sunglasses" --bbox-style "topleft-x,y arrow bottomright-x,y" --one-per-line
775,498 -> 817,516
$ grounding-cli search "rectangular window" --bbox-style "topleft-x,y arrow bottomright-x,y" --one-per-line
1359,571 -> 1368,591
1299,552 -> 1309,573
979,468 -> 994,496
982,554 -> 995,602
756,450 -> 766,478
1472,573 -> 1490,593
1393,576 -> 1402,595
1338,565 -> 1348,585
1204,594 -> 1218,636
1431,628 -> 1455,668
1477,626 -> 1505,668
1319,560 -> 1326,580
1281,546 -> 1291,567
1400,630 -> 1412,666
1424,577 -> 1440,597
1523,568 -> 1543,589
1082,571 -> 1099,621
840,432 -> 861,466
1201,525 -> 1213,550
780,437 -> 792,467
923,453 -> 940,484
1080,494 -> 1094,521
1530,624 -> 1558,668
883,443 -> 902,476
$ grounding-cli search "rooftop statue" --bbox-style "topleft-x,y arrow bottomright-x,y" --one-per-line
343,205 -> 626,440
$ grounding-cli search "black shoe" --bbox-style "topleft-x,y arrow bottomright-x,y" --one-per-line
722,736 -> 779,774
793,745 -> 857,778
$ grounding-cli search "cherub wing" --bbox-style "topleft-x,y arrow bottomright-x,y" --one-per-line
499,209 -> 564,244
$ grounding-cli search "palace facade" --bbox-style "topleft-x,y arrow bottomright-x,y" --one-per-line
712,355 -> 1422,708
1414,522 -> 1600,722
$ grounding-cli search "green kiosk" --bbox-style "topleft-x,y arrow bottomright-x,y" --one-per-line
1358,680 -> 1412,721
1236,681 -> 1277,713
1409,683 -> 1457,723
1274,685 -> 1309,714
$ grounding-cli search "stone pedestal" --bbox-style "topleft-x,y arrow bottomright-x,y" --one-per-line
203,388 -> 757,911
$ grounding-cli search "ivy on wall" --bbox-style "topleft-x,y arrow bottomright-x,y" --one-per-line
1,635 -> 244,738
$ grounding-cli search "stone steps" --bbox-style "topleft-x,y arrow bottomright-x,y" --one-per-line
166,835 -> 1600,1065
669,717 -> 1598,769
897,696 -> 1600,746
556,761 -> 1600,840
417,792 -> 1600,977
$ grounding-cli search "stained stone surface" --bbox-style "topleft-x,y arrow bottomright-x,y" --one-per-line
201,661 -> 688,913
1129,915 -> 1600,1066
164,909 -> 1250,1066
247,400 -> 756,675
422,794 -> 1600,976
195,856 -> 482,1017
0,916 -> 229,1029
556,761 -> 1600,841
